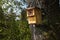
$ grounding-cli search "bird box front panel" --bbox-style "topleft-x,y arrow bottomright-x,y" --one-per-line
27,9 -> 35,17
27,16 -> 36,24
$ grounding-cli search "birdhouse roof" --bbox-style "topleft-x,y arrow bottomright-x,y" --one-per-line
26,7 -> 40,10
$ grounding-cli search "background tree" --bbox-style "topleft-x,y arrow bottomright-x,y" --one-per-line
24,0 -> 60,40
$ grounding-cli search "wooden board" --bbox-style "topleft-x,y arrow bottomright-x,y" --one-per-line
27,16 -> 36,24
27,9 -> 35,17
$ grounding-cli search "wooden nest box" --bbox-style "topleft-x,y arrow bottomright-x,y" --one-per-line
26,7 -> 42,24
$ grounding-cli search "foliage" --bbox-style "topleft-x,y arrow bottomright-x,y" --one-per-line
19,10 -> 31,40
0,8 -> 20,40
19,20 -> 31,40
0,0 -> 30,40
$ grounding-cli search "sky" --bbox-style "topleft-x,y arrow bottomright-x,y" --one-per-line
1,0 -> 27,20
2,0 -> 27,15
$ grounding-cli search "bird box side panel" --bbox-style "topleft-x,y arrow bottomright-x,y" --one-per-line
38,9 -> 42,24
35,8 -> 42,24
